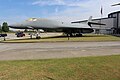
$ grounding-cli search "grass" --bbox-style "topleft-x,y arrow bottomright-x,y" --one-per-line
0,55 -> 120,80
2,34 -> 120,43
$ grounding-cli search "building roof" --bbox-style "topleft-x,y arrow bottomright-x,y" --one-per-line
108,11 -> 120,15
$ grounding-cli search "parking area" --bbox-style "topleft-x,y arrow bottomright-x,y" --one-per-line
0,33 -> 62,41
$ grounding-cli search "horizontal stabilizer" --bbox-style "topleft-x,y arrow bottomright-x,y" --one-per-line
88,22 -> 106,25
88,22 -> 106,27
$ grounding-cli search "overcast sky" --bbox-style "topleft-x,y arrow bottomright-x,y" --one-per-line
0,0 -> 120,24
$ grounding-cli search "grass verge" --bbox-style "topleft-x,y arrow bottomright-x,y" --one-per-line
2,34 -> 120,43
0,55 -> 120,80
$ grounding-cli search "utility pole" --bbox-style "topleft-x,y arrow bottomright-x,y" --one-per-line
100,6 -> 103,34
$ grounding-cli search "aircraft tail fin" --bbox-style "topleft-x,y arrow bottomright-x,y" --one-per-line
71,16 -> 106,27
87,16 -> 106,27
87,16 -> 92,24
71,16 -> 92,24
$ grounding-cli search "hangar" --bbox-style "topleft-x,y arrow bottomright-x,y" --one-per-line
92,11 -> 120,35
92,17 -> 114,34
108,11 -> 120,34
75,11 -> 120,35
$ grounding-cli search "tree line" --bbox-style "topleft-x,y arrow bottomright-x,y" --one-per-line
0,22 -> 9,33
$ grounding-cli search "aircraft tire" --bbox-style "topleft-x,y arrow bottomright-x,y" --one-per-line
36,36 -> 41,39
76,34 -> 82,37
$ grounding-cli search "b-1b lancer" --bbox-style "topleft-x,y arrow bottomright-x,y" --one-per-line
9,16 -> 104,38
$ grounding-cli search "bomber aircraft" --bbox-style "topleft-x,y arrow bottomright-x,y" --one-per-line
9,16 -> 104,39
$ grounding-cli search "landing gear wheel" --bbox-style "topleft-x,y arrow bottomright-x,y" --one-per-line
36,36 -> 41,39
79,34 -> 82,37
70,33 -> 73,37
76,34 -> 82,37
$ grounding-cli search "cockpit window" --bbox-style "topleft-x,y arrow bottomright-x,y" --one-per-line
27,18 -> 37,21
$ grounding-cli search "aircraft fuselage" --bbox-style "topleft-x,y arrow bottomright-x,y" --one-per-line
9,18 -> 94,34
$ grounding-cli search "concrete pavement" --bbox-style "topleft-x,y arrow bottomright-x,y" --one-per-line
0,41 -> 120,60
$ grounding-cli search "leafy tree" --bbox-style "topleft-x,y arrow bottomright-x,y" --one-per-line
24,29 -> 28,32
0,25 -> 2,33
2,22 -> 9,32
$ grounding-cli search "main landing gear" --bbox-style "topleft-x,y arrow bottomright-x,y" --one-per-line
29,29 -> 41,39
68,33 -> 83,37
36,32 -> 41,39
35,30 -> 41,39
66,33 -> 82,40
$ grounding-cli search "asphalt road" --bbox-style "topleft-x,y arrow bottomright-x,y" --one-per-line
0,41 -> 120,60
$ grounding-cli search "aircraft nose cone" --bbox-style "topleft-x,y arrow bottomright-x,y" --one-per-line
8,24 -> 16,28
8,23 -> 22,29
8,22 -> 28,29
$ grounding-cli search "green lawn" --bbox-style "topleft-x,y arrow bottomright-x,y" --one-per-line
2,34 -> 120,43
0,55 -> 120,80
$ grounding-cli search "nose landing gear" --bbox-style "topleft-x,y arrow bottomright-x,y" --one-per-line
29,29 -> 41,39
36,32 -> 41,39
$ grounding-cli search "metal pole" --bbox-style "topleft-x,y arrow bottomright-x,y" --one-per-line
67,34 -> 70,40
100,6 -> 103,34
